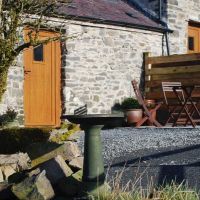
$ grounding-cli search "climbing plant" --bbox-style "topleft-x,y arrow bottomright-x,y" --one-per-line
0,0 -> 66,101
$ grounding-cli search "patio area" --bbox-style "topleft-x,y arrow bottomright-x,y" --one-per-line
77,127 -> 200,190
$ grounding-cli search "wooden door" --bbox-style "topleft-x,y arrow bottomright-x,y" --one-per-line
24,30 -> 61,127
188,25 -> 200,53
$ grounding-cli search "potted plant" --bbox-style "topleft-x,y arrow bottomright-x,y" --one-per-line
121,97 -> 142,125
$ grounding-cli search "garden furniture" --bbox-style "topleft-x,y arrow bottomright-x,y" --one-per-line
172,85 -> 200,127
162,82 -> 200,127
131,80 -> 162,127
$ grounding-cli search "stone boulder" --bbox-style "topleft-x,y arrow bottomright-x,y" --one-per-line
69,156 -> 84,170
37,155 -> 73,185
57,170 -> 83,197
30,141 -> 81,167
0,153 -> 31,182
12,170 -> 55,200
0,183 -> 16,199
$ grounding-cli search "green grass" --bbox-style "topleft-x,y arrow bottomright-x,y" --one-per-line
94,182 -> 199,200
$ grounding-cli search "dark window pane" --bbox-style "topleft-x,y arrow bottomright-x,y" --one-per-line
33,44 -> 44,61
188,37 -> 194,51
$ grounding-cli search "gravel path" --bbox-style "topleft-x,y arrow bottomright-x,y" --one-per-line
77,127 -> 200,163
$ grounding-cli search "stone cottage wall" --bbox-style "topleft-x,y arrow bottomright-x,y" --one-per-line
62,22 -> 164,114
167,0 -> 200,54
3,0 -> 200,122
0,53 -> 24,125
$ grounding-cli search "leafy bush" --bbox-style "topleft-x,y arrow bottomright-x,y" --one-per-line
0,128 -> 50,154
121,98 -> 141,110
0,108 -> 17,125
111,103 -> 123,113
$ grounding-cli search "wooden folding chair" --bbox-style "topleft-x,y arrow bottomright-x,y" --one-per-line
131,80 -> 162,127
161,82 -> 195,126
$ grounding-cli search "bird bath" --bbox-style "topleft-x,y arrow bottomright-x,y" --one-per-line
61,114 -> 124,195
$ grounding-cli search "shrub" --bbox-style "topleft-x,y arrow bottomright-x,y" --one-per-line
0,128 -> 50,154
121,98 -> 141,110
0,108 -> 17,126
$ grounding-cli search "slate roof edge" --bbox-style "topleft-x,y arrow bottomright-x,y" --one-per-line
57,14 -> 173,33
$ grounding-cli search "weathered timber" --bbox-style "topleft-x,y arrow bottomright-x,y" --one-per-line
145,52 -> 200,101
146,91 -> 200,100
146,65 -> 200,75
146,73 -> 200,81
147,53 -> 200,64
146,79 -> 200,88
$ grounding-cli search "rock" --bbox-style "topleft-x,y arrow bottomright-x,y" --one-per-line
12,170 -> 55,200
30,142 -> 81,167
0,169 -> 4,182
2,166 -> 16,180
72,170 -> 82,181
35,171 -> 55,200
0,153 -> 31,171
64,141 -> 81,161
38,155 -> 73,185
67,131 -> 82,141
57,176 -> 81,197
57,170 -> 83,197
0,183 -> 16,199
69,157 -> 84,170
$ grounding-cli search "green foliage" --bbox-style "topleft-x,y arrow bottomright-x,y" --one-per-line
93,182 -> 199,200
0,128 -> 50,154
111,103 -> 123,113
121,98 -> 141,110
50,122 -> 80,143
0,0 -> 61,101
0,107 -> 17,125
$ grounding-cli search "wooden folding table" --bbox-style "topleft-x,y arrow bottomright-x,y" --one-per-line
172,85 -> 200,127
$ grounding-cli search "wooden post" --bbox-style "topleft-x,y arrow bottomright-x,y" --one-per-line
144,52 -> 151,96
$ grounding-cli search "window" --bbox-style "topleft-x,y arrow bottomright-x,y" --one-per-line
188,37 -> 194,51
33,44 -> 44,62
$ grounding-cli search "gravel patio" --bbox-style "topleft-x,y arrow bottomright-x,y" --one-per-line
77,127 -> 200,191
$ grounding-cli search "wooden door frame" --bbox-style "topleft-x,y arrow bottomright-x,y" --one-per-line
24,29 -> 61,127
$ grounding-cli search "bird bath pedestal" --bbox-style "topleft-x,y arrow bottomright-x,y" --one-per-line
62,114 -> 124,195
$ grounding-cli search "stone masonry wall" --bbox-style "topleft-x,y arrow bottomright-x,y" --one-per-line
62,22 -> 164,114
2,0 -> 200,121
0,53 -> 24,125
167,0 -> 200,54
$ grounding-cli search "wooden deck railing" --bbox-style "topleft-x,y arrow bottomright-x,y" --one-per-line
144,52 -> 200,100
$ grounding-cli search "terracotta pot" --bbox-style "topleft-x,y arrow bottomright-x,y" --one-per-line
145,99 -> 156,108
145,99 -> 156,126
125,109 -> 143,124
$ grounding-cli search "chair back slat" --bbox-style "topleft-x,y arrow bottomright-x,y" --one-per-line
131,80 -> 145,106
162,82 -> 185,105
